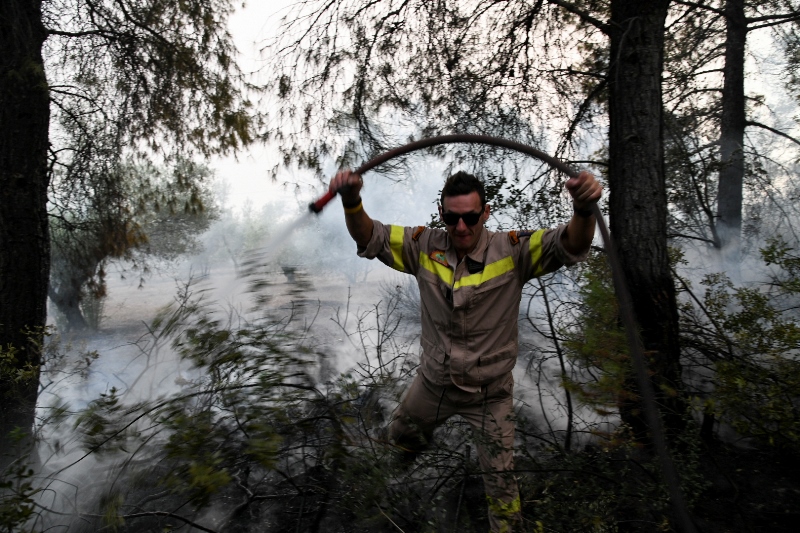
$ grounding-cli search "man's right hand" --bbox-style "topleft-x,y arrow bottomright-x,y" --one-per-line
329,169 -> 363,204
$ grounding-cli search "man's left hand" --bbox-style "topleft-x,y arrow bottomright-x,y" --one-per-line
565,171 -> 603,210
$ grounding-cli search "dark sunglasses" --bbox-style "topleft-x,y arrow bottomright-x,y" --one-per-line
442,211 -> 483,226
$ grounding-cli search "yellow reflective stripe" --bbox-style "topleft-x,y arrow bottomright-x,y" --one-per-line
453,256 -> 514,290
389,225 -> 405,272
419,254 -> 515,289
419,252 -> 453,285
487,494 -> 521,529
528,229 -> 547,277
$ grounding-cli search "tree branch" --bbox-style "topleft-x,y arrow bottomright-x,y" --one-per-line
747,10 -> 800,26
46,29 -> 108,37
569,159 -> 609,167
548,67 -> 606,80
559,78 -> 608,154
746,120 -> 800,148
748,13 -> 800,31
667,232 -> 718,246
672,0 -> 726,17
671,1 -> 800,32
115,511 -> 218,533
546,0 -> 610,34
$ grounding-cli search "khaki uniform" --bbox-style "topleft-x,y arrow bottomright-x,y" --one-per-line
359,220 -> 585,532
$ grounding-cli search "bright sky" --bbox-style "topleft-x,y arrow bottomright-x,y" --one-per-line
210,1 -> 308,213
211,0 -> 447,226
215,1 -> 799,229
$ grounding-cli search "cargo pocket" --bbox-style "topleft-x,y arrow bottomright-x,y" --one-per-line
477,341 -> 517,383
486,371 -> 514,400
420,335 -> 447,383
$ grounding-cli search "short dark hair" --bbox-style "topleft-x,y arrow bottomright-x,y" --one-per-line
440,171 -> 486,206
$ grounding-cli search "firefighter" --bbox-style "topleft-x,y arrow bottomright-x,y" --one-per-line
329,168 -> 602,532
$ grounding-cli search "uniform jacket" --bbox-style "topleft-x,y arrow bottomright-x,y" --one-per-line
359,220 -> 587,392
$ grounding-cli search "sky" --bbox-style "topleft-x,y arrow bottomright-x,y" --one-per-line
199,0 -> 798,280
209,1 -> 296,212
211,0 -> 449,229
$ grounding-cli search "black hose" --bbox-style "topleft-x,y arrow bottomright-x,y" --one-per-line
352,134 -> 698,533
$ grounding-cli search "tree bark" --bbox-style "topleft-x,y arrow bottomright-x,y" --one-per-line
717,0 -> 747,254
0,0 -> 50,446
607,0 -> 684,437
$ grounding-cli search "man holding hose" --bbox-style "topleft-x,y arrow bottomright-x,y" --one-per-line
329,168 -> 602,532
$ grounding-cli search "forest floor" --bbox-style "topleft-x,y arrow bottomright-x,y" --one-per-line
691,442 -> 800,533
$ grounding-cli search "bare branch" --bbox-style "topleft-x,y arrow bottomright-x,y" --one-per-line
546,0 -> 611,33
746,120 -> 800,148
748,13 -> 800,31
668,232 -> 718,245
114,511 -> 218,533
46,29 -> 108,37
747,10 -> 800,27
671,0 -> 726,17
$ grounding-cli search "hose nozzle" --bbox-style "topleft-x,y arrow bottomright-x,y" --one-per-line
309,189 -> 337,214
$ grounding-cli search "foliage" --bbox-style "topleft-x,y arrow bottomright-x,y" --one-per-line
41,0 -> 254,331
0,326 -> 49,457
516,416 -> 710,533
267,0 -> 606,230
1,0 -> 259,446
680,237 -> 800,451
0,344 -> 40,404
37,279 -> 405,531
563,233 -> 800,455
49,159 -> 219,330
43,0 -> 255,159
0,431 -> 39,533
22,253 -> 800,531
561,253 -> 631,418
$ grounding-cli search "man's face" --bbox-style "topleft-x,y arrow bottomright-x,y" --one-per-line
439,192 -> 490,258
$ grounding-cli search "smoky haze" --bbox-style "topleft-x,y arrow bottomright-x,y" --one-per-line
32,145 -> 605,531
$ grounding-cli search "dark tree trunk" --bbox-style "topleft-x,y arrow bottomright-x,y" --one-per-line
717,0 -> 747,253
0,0 -> 50,447
49,283 -> 89,331
607,0 -> 684,437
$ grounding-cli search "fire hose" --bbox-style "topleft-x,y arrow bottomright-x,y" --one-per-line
309,134 -> 698,533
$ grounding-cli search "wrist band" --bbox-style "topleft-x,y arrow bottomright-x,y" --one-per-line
343,200 -> 363,215
573,204 -> 595,218
342,196 -> 362,208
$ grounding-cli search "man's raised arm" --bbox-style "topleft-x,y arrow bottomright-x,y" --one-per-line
562,170 -> 603,256
329,169 -> 374,249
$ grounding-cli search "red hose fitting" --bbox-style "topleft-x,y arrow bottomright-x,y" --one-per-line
309,189 -> 337,214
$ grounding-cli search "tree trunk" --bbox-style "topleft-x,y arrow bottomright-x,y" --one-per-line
49,283 -> 89,331
717,0 -> 747,255
607,0 -> 684,437
0,0 -> 50,447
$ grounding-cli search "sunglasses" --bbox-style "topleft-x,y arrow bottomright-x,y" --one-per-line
442,211 -> 483,226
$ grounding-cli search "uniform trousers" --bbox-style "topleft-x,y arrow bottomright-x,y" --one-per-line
388,371 -> 521,533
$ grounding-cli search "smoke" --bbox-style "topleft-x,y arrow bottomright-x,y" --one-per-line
30,138 -> 620,531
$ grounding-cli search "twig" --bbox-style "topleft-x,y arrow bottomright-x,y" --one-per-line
378,507 -> 406,532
